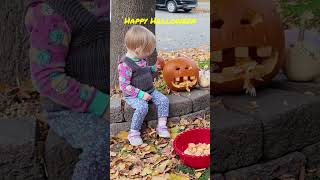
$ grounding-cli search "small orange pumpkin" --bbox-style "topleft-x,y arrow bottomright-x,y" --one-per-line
162,57 -> 199,91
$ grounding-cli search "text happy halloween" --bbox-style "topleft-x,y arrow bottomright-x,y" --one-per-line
123,18 -> 197,25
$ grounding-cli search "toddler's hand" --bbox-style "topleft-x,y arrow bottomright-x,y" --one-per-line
156,56 -> 165,70
142,92 -> 152,101
156,64 -> 162,71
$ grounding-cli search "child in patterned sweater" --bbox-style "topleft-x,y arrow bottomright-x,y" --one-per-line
118,25 -> 170,146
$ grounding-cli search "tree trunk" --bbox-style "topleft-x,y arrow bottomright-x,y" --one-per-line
110,0 -> 156,90
0,0 -> 30,86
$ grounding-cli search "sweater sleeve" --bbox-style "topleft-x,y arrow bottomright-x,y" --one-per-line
150,64 -> 157,73
25,2 -> 108,116
118,62 -> 144,98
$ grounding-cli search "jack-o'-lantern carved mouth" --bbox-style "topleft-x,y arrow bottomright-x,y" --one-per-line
212,46 -> 279,83
171,76 -> 198,88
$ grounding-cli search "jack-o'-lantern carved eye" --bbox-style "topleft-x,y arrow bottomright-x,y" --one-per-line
176,67 -> 180,71
240,9 -> 263,26
212,19 -> 224,29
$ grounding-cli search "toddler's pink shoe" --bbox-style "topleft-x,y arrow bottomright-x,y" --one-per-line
156,126 -> 171,138
128,131 -> 143,146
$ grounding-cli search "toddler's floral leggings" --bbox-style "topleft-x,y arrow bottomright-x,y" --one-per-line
124,90 -> 169,130
44,110 -> 109,180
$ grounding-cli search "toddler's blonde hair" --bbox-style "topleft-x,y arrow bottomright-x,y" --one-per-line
125,25 -> 156,56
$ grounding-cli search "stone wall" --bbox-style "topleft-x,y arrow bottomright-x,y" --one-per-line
0,118 -> 43,179
110,88 -> 210,135
212,74 -> 320,179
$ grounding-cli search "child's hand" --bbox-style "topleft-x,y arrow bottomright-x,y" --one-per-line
142,92 -> 152,101
156,64 -> 162,71
156,56 -> 165,70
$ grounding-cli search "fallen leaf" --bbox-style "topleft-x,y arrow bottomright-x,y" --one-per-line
123,154 -> 142,165
148,129 -> 157,136
145,154 -> 161,164
162,145 -> 173,157
154,159 -> 172,174
118,162 -> 126,171
140,143 -> 148,148
0,83 -> 9,94
180,119 -> 190,126
128,165 -> 142,176
110,170 -> 119,179
195,172 -> 202,178
152,173 -> 170,180
169,173 -> 190,180
170,126 -> 180,139
153,156 -> 168,168
110,151 -> 117,157
157,143 -> 168,149
195,168 -> 206,172
121,144 -> 133,153
149,145 -> 157,153
141,167 -> 153,176
117,131 -> 128,141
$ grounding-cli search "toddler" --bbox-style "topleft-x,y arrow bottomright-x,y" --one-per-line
118,25 -> 170,146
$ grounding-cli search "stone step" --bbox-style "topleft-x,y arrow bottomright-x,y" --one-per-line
224,152 -> 306,180
45,129 -> 81,180
301,141 -> 320,171
110,97 -> 124,123
212,107 -> 262,172
117,88 -> 209,122
109,88 -> 210,135
222,89 -> 320,160
271,73 -> 320,96
180,89 -> 210,112
0,118 -> 38,179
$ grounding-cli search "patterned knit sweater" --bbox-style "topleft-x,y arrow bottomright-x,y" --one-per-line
118,57 -> 157,99
25,0 -> 109,116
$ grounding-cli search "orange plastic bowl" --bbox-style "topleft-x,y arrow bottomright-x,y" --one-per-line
173,128 -> 210,169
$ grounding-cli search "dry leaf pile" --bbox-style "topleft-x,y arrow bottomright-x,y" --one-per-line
153,73 -> 171,95
158,46 -> 210,69
0,80 -> 41,119
110,116 -> 210,180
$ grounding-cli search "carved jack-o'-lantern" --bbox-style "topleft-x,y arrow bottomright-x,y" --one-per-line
211,0 -> 285,95
162,57 -> 199,91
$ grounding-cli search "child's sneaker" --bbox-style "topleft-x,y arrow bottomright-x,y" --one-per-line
128,131 -> 143,146
156,126 -> 171,138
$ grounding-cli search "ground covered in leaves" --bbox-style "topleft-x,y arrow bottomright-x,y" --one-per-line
110,116 -> 210,180
0,81 -> 41,119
